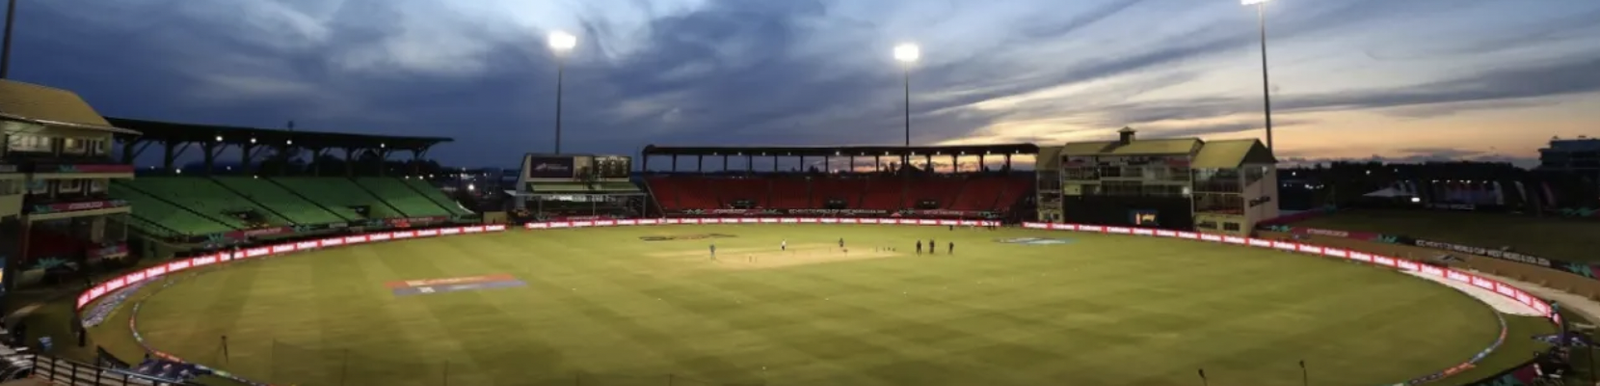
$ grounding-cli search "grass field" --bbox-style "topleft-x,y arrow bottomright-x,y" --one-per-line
89,225 -> 1537,386
1299,209 -> 1600,262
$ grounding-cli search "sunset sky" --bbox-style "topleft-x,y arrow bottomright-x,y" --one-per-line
8,0 -> 1600,168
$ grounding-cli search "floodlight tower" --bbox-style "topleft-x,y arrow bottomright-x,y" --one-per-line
1242,0 -> 1274,150
893,43 -> 920,168
548,31 -> 577,154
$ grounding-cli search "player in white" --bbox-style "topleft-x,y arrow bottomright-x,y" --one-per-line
781,239 -> 787,251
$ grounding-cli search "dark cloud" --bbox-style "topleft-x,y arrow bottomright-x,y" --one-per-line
7,0 -> 1598,168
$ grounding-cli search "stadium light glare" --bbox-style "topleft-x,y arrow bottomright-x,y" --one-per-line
548,31 -> 577,51
893,43 -> 920,63
249,138 -> 256,144
1241,0 -> 1268,4
214,135 -> 222,142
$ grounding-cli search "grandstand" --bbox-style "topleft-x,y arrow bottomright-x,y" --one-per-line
638,144 -> 1038,220
95,118 -> 481,248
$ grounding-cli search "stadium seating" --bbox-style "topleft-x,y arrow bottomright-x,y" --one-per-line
120,178 -> 289,228
356,177 -> 452,217
273,177 -> 399,219
768,177 -> 809,208
213,177 -> 349,224
403,179 -> 474,216
860,178 -> 905,210
715,178 -> 769,207
109,183 -> 237,235
812,176 -> 868,207
908,177 -> 965,208
643,173 -> 1030,213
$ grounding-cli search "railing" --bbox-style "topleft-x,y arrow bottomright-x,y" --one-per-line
17,354 -> 189,386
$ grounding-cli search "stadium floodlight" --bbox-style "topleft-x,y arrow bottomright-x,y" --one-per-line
1243,0 -> 1274,149
547,31 -> 577,52
893,43 -> 920,167
893,43 -> 920,63
548,31 -> 578,154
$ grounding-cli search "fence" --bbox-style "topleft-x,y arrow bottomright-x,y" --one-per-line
15,354 -> 186,386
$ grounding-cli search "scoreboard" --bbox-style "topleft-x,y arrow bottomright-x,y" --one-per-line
519,154 -> 633,182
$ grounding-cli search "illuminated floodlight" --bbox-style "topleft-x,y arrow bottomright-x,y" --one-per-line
548,31 -> 577,52
1241,0 -> 1268,5
893,43 -> 920,63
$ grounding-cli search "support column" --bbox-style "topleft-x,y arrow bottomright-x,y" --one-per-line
671,155 -> 678,172
722,155 -> 729,172
162,141 -> 176,172
344,148 -> 357,177
697,155 -> 703,173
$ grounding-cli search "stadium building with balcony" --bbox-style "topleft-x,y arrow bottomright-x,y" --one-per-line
1,80 -> 138,292
1043,127 -> 1278,236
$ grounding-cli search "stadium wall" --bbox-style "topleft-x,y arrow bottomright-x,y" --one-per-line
77,220 -> 1560,386
1060,195 -> 1194,230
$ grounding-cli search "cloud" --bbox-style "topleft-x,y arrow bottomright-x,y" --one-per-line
8,0 -> 1600,168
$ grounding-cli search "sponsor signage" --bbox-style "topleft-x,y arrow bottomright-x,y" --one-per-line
525,156 -> 576,179
31,199 -> 130,214
1412,239 -> 1553,268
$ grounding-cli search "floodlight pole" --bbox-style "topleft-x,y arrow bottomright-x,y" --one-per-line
0,0 -> 17,79
554,54 -> 565,155
902,64 -> 911,168
1256,2 -> 1274,150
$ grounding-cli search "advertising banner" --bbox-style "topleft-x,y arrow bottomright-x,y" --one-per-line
29,199 -> 130,214
525,156 -> 577,179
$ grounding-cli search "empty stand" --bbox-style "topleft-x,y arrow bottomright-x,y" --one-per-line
767,177 -> 809,208
273,177 -> 398,219
119,178 -> 287,229
812,177 -> 868,207
109,183 -> 236,236
213,177 -> 348,224
356,177 -> 451,217
402,179 -> 474,216
715,178 -> 769,207
860,178 -> 905,210
907,177 -> 965,208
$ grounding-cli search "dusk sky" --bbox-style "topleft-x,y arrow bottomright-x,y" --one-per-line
9,0 -> 1600,169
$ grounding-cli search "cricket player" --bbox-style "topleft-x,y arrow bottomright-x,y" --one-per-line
710,243 -> 717,261
781,239 -> 787,251
929,239 -> 936,254
916,240 -> 922,255
948,242 -> 954,255
838,238 -> 845,249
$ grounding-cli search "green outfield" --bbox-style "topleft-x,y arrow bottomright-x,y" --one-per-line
90,225 -> 1547,386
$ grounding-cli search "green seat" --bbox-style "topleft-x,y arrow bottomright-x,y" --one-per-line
214,177 -> 348,224
403,179 -> 474,216
122,178 -> 289,228
356,178 -> 450,217
274,177 -> 397,218
110,184 -> 235,236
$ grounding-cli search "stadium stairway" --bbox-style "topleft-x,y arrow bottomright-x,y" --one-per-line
213,177 -> 351,224
109,182 -> 237,236
356,177 -> 450,217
